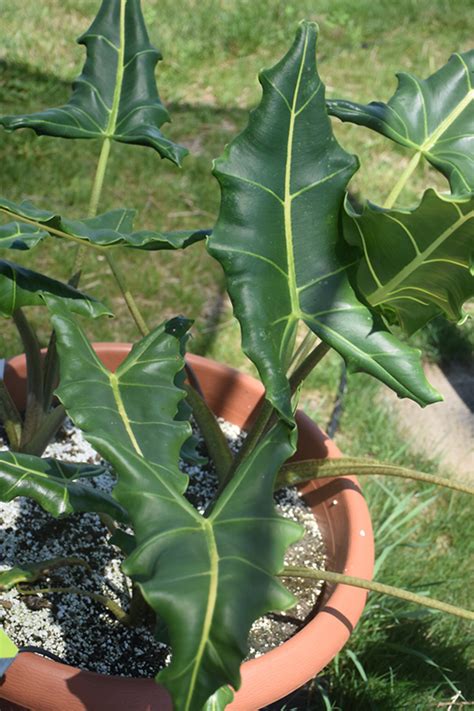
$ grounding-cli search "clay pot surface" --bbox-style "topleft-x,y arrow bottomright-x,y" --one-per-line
1,345 -> 374,711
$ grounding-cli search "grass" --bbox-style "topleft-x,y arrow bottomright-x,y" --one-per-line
268,370 -> 474,709
0,1 -> 473,708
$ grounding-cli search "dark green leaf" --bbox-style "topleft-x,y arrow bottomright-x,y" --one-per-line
0,557 -> 89,591
344,189 -> 474,334
0,198 -> 207,251
0,0 -> 187,165
51,301 -> 302,708
88,423 -> 301,710
0,260 -> 111,318
64,211 -> 208,250
0,452 -> 126,519
209,22 -> 440,423
0,222 -> 47,250
328,51 -> 474,194
49,297 -> 193,468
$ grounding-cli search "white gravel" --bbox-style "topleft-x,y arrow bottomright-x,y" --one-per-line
0,418 -> 325,677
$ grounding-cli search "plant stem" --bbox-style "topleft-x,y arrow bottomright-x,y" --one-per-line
223,340 -> 331,485
288,330 -> 317,375
17,586 -> 131,626
0,376 -> 22,450
383,151 -> 422,209
12,309 -> 45,450
185,362 -> 204,398
42,333 -> 59,412
127,585 -> 150,626
70,137 -> 113,286
21,404 -> 66,457
99,513 -> 120,537
225,397 -> 274,482
184,383 -> 233,484
276,457 -> 474,495
87,137 -> 152,338
89,138 -> 112,219
105,252 -> 150,337
280,567 -> 474,621
289,341 -> 331,394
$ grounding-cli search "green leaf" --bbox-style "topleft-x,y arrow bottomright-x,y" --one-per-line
49,297 -> 193,468
88,424 -> 301,710
203,686 -> 235,710
0,222 -> 47,250
328,51 -> 474,194
0,0 -> 187,165
62,211 -> 208,251
344,189 -> 474,334
209,22 -> 440,422
50,301 -> 302,708
0,557 -> 89,591
0,198 -> 208,251
0,452 -> 126,519
0,260 -> 111,318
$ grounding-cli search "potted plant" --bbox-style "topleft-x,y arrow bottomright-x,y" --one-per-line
0,2 -> 472,710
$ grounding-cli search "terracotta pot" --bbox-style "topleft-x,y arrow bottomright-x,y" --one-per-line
1,345 -> 374,711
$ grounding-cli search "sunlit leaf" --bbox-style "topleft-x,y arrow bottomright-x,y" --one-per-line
0,0 -> 187,164
344,189 -> 474,334
209,22 -> 440,422
0,261 -> 111,318
49,299 -> 193,468
0,198 -> 207,251
88,425 -> 300,710
328,51 -> 474,193
51,301 -> 302,709
0,453 -> 126,519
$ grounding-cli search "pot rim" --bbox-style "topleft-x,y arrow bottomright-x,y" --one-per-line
1,345 -> 374,711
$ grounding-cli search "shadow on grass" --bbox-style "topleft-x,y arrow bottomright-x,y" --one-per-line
264,613 -> 472,709
0,58 -> 249,133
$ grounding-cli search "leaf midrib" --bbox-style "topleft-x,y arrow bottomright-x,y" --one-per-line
283,28 -> 309,323
108,372 -> 143,455
105,0 -> 126,137
420,89 -> 474,153
183,518 -> 219,711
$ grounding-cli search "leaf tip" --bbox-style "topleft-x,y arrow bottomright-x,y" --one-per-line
165,316 -> 193,339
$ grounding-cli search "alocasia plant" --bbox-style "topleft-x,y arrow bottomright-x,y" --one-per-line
327,51 -> 474,196
0,2 -> 473,710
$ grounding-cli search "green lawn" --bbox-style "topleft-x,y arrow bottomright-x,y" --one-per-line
0,1 -> 473,708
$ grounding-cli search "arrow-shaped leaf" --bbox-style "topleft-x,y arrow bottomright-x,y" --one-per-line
328,51 -> 474,194
0,261 -> 111,318
209,22 -> 440,422
0,0 -> 187,165
0,453 -> 126,519
87,426 -> 301,711
344,189 -> 474,334
0,198 -> 207,251
49,298 -> 193,468
51,301 -> 302,709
